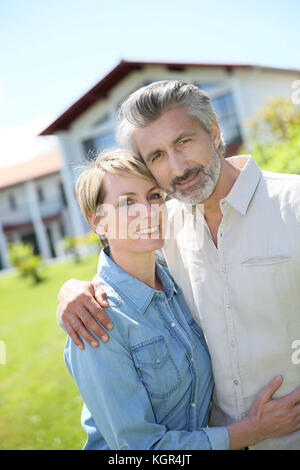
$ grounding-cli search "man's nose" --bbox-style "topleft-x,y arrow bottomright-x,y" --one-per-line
169,149 -> 189,178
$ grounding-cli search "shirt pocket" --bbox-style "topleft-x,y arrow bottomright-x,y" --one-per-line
241,254 -> 291,266
131,336 -> 181,399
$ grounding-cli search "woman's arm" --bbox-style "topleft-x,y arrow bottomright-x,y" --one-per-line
65,324 -> 229,450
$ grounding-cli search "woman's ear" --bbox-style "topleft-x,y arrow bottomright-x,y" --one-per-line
88,213 -> 102,234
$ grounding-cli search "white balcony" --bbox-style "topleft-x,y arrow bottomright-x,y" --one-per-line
0,200 -> 65,227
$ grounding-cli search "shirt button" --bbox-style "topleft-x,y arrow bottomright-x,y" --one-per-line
233,379 -> 239,386
191,403 -> 196,407
155,358 -> 160,364
230,339 -> 236,347
190,357 -> 194,362
225,304 -> 231,309
170,322 -> 176,328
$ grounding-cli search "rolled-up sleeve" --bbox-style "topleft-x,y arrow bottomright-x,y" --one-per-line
64,329 -> 229,450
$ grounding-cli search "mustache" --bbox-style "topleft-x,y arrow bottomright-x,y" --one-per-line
166,166 -> 206,195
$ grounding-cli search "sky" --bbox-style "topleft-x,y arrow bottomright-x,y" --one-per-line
0,0 -> 299,168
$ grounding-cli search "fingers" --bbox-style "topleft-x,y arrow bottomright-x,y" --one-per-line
285,386 -> 300,406
259,375 -> 283,403
84,294 -> 114,332
65,323 -> 85,350
93,282 -> 109,308
65,310 -> 106,349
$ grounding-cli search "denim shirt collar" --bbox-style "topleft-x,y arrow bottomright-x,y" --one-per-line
96,248 -> 178,315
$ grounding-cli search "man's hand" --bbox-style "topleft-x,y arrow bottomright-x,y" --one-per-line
57,278 -> 113,350
227,376 -> 300,449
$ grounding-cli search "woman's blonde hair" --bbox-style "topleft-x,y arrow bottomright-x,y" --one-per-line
75,148 -> 156,237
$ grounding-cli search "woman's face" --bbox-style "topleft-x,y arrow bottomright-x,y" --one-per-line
94,171 -> 167,255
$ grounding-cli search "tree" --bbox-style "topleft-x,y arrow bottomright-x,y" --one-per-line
243,97 -> 300,174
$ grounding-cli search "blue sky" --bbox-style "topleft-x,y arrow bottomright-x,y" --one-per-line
0,0 -> 299,167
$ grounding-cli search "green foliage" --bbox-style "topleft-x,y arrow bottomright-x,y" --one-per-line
61,231 -> 101,263
242,97 -> 300,174
0,253 -> 99,449
8,242 -> 44,284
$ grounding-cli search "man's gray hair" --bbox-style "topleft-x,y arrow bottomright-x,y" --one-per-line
116,80 -> 226,156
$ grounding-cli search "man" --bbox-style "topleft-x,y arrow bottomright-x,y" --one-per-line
58,81 -> 300,449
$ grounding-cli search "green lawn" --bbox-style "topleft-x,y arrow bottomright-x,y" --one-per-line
0,253 -> 100,450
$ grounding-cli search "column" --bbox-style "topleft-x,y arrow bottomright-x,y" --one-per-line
25,180 -> 52,260
48,221 -> 62,257
56,131 -> 87,237
0,221 -> 10,269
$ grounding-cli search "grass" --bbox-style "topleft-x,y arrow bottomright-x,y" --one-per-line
0,253 -> 100,450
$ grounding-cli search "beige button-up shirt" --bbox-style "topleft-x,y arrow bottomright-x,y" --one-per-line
162,155 -> 300,450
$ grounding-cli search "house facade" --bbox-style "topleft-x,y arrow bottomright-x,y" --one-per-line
0,149 -> 74,270
39,60 -> 300,243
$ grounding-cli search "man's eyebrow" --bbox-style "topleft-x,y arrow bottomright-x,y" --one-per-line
172,131 -> 197,145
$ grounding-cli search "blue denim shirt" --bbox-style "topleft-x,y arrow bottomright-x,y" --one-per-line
64,248 -> 229,450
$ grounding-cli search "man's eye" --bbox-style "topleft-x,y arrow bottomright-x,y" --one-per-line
180,138 -> 191,144
152,152 -> 162,162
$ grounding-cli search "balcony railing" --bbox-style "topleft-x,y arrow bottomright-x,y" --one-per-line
0,200 -> 65,227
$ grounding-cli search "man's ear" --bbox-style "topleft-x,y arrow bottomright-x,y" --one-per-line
210,117 -> 222,152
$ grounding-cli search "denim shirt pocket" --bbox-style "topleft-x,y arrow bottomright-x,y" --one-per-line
131,336 -> 181,399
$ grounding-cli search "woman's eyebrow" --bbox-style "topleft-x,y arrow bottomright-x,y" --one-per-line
115,186 -> 159,202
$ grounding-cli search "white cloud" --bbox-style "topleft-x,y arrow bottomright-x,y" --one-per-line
0,116 -> 58,169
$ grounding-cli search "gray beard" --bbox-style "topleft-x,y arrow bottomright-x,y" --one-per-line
166,146 -> 221,204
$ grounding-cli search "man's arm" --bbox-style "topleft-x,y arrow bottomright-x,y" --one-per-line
57,278 -> 114,349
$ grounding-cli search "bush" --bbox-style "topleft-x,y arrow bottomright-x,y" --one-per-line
243,97 -> 300,174
8,242 -> 44,284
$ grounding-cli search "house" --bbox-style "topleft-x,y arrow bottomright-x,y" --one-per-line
0,149 -> 74,270
39,59 -> 300,245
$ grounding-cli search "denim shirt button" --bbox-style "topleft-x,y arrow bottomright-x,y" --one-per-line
170,322 -> 176,327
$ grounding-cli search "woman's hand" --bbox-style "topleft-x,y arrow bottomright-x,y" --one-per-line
57,278 -> 114,350
227,375 -> 300,449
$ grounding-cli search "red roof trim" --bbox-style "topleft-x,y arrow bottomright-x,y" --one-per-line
39,59 -> 300,136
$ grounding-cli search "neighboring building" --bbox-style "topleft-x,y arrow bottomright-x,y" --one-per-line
0,149 -> 74,270
39,60 -> 300,239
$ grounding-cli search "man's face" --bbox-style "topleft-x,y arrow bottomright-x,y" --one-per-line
134,107 -> 222,204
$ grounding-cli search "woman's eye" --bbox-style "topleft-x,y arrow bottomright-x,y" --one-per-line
150,192 -> 163,200
119,198 -> 133,207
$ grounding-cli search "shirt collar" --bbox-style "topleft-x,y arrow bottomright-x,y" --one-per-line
221,155 -> 262,216
97,248 -> 178,315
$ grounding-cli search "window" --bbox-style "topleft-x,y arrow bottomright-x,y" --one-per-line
36,186 -> 44,202
82,131 -> 116,157
195,82 -> 242,144
212,92 -> 242,144
8,194 -> 17,210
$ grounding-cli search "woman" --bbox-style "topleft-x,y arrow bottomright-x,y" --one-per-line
64,148 -> 295,450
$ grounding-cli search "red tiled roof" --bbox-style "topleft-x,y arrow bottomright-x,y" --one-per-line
40,59 -> 300,136
0,148 -> 61,189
